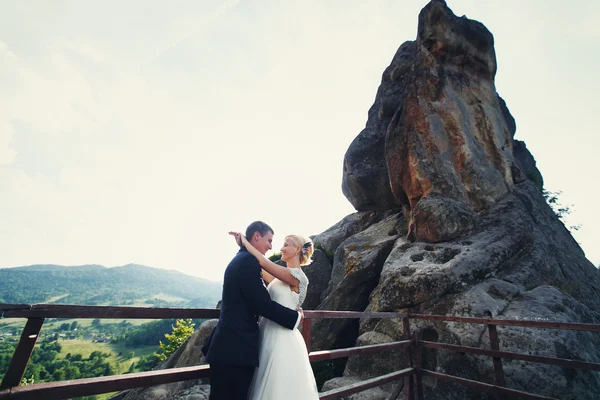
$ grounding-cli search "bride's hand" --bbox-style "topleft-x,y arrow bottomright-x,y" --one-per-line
228,231 -> 243,247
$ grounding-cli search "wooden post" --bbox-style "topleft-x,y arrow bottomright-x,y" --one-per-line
302,318 -> 312,353
413,331 -> 424,400
402,317 -> 414,400
0,318 -> 45,389
488,324 -> 505,387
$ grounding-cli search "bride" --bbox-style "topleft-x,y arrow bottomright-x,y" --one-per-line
229,231 -> 319,400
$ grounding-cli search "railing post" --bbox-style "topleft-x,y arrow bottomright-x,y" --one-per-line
302,317 -> 312,353
488,324 -> 505,387
402,316 -> 414,400
0,318 -> 45,389
413,331 -> 424,400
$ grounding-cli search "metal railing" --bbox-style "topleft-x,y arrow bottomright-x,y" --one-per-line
0,304 -> 599,399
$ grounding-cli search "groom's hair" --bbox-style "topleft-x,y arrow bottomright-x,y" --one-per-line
245,221 -> 274,240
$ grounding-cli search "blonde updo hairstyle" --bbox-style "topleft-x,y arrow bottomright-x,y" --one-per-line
285,235 -> 314,266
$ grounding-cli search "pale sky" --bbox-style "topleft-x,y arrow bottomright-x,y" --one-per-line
1,0 -> 598,282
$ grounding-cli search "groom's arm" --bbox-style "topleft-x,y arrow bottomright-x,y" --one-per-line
238,257 -> 300,330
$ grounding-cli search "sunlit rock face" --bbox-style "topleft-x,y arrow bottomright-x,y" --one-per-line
343,0 -> 522,243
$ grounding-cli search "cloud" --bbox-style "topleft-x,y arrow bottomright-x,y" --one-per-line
0,123 -> 17,165
147,0 -> 243,64
0,0 -> 598,279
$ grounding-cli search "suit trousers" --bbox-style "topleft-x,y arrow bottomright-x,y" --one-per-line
209,363 -> 255,400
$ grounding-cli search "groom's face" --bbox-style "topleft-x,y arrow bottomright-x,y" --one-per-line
251,231 -> 274,255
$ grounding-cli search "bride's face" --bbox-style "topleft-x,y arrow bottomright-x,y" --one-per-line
280,237 -> 300,262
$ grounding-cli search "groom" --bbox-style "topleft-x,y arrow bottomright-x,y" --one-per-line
203,221 -> 302,400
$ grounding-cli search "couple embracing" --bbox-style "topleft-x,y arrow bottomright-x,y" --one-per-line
202,221 -> 319,399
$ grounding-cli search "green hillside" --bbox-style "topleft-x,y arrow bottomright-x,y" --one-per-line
0,264 -> 222,307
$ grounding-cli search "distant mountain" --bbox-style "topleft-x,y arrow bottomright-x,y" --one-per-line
0,264 -> 222,308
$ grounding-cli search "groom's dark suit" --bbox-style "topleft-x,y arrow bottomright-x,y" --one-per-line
205,248 -> 299,400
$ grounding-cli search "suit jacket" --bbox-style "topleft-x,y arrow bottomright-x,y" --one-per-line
204,248 -> 298,366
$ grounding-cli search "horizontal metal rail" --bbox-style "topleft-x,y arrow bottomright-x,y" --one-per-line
0,304 -> 220,320
3,304 -> 597,331
319,368 -> 414,400
305,310 -> 408,319
407,313 -> 600,332
0,304 -> 408,320
421,341 -> 600,371
421,370 -> 556,399
0,365 -> 210,400
0,341 -> 412,399
1,304 -> 599,400
309,340 -> 411,362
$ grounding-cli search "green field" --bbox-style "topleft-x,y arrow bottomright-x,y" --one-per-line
56,339 -> 158,373
0,318 -> 155,331
56,339 -> 160,399
0,318 -> 26,329
1,338 -> 160,400
44,294 -> 69,303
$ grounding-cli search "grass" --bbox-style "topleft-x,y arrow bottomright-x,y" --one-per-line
95,393 -> 118,400
0,321 -> 160,373
57,339 -> 158,359
45,294 -> 69,303
0,318 -> 155,332
57,318 -> 154,327
1,311 -> 165,399
151,293 -> 187,302
93,294 -> 187,307
56,339 -> 158,374
5,338 -> 158,399
0,318 -> 26,329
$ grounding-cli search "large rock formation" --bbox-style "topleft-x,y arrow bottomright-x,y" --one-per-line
318,0 -> 600,399
115,1 -> 600,399
343,0 -> 520,243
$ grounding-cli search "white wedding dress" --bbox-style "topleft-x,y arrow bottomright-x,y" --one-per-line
248,268 -> 319,400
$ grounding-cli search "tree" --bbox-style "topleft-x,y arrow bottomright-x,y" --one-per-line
543,189 -> 581,232
70,321 -> 78,331
155,319 -> 195,361
64,365 -> 81,380
52,369 -> 66,381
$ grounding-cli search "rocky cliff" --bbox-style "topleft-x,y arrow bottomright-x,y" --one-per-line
113,1 -> 600,399
316,0 -> 600,398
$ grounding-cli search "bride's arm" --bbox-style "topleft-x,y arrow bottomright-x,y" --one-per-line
229,232 -> 300,287
262,270 -> 276,285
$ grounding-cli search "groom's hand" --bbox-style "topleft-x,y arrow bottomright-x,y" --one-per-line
298,307 -> 305,324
